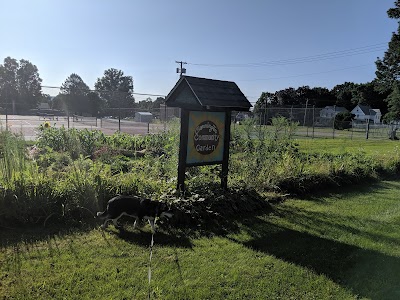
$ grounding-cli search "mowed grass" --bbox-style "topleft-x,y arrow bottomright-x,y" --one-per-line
1,181 -> 400,299
296,138 -> 400,157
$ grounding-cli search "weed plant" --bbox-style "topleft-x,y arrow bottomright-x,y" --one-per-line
229,117 -> 388,193
1,117 -> 399,226
0,131 -> 27,187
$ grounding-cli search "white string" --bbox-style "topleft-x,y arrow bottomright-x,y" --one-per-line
148,218 -> 156,300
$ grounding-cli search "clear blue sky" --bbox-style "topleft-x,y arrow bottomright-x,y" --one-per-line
0,0 -> 397,104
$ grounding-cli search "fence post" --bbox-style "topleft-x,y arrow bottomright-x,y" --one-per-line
304,99 -> 309,137
332,105 -> 336,139
366,119 -> 370,140
303,99 -> 308,127
351,121 -> 354,140
147,122 -> 150,134
164,104 -> 167,132
5,106 -> 8,129
290,105 -> 293,121
312,105 -> 315,139
118,108 -> 121,132
67,111 -> 70,128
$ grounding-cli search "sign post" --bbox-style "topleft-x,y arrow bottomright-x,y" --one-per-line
165,76 -> 251,191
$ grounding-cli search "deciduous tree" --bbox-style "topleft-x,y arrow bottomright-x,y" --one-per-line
384,82 -> 400,122
60,73 -> 90,115
0,57 -> 42,113
95,68 -> 134,108
331,82 -> 357,109
375,0 -> 400,120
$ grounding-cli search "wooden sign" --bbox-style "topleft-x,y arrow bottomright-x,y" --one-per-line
186,111 -> 225,164
165,76 -> 251,191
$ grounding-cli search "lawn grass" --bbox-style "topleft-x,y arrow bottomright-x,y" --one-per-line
296,138 -> 400,157
1,180 -> 400,299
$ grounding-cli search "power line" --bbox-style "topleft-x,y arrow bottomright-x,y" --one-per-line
236,64 -> 371,82
187,43 -> 387,68
41,85 -> 166,98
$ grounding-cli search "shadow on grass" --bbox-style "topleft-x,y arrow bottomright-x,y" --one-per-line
230,180 -> 400,300
276,205 -> 400,248
298,179 -> 397,202
106,225 -> 194,249
238,219 -> 400,300
0,222 -> 98,249
2,180 -> 399,299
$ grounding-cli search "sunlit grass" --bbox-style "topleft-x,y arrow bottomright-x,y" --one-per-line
296,138 -> 400,156
2,180 -> 400,299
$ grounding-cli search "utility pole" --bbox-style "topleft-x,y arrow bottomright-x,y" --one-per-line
175,61 -> 187,77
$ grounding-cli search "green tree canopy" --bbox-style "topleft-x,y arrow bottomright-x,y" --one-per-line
253,92 -> 276,114
384,82 -> 400,122
152,97 -> 165,109
95,68 -> 134,108
375,1 -> 400,120
254,86 -> 336,112
331,82 -> 356,109
136,97 -> 154,110
334,111 -> 354,130
0,57 -> 42,113
60,73 -> 90,115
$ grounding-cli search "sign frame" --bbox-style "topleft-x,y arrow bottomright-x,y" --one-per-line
186,111 -> 225,165
177,109 -> 231,191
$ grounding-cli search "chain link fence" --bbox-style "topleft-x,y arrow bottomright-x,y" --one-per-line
0,103 -> 181,140
241,106 -> 399,140
1,102 -> 398,141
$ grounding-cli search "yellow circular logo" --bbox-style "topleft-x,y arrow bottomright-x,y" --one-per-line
193,121 -> 220,155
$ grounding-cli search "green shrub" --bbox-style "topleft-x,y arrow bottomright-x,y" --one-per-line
36,126 -> 106,158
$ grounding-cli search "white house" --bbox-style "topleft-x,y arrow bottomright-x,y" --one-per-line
351,104 -> 381,124
320,106 -> 348,118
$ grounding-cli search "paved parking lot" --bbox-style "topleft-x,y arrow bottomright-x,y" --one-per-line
0,115 -> 166,140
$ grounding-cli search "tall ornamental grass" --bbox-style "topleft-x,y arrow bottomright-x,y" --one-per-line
0,131 -> 27,187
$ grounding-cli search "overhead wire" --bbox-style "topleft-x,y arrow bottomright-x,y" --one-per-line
187,43 -> 387,68
40,42 -> 388,99
41,85 -> 166,98
237,64 -> 371,82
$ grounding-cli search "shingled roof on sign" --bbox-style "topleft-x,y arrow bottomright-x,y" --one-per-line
165,76 -> 252,111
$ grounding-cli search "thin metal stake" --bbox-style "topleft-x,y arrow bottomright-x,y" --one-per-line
148,219 -> 156,300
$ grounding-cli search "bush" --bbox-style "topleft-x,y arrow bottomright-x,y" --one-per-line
334,112 -> 354,130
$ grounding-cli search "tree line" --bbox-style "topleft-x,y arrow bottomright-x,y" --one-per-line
0,60 -> 164,116
2,2 -> 400,120
254,1 -> 400,123
253,82 -> 389,116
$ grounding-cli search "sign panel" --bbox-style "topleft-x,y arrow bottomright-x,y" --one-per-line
186,111 -> 225,164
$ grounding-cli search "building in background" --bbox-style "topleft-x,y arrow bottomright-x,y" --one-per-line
319,106 -> 348,118
134,111 -> 153,123
351,104 -> 381,124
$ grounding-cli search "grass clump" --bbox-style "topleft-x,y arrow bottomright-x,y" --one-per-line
1,117 -> 400,227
